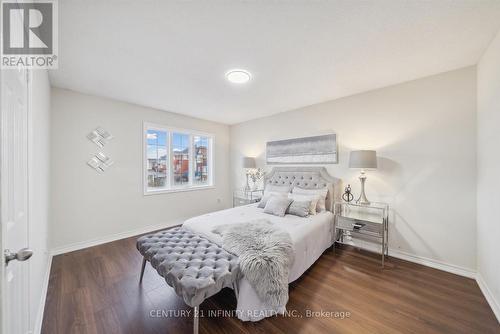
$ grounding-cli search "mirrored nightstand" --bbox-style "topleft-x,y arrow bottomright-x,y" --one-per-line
334,201 -> 389,267
233,189 -> 264,207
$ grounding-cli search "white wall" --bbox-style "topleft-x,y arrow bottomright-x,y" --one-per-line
29,70 -> 51,333
230,67 -> 477,272
477,30 -> 500,320
50,88 -> 231,250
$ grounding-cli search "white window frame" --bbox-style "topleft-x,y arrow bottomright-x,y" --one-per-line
143,122 -> 215,195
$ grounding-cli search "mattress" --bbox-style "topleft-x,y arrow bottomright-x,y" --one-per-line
182,203 -> 334,321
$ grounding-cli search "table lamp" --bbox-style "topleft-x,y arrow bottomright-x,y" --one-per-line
349,150 -> 377,205
242,157 -> 256,192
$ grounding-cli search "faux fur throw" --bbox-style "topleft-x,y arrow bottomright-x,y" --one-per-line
212,220 -> 294,309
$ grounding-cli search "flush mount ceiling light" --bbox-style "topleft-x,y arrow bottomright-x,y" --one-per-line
226,69 -> 251,84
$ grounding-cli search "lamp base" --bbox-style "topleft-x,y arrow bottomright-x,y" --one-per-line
244,174 -> 251,193
356,171 -> 370,205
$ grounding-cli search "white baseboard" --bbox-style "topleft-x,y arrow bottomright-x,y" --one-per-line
33,253 -> 52,334
50,219 -> 185,256
340,239 -> 476,278
388,248 -> 476,279
476,273 -> 500,323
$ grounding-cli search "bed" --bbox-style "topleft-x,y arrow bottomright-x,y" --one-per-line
182,167 -> 341,321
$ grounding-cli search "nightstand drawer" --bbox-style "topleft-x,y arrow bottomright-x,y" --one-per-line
233,189 -> 264,207
233,197 -> 259,207
336,216 -> 363,231
234,198 -> 249,206
336,216 -> 383,234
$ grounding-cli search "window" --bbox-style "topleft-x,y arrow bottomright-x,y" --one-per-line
172,133 -> 190,186
144,123 -> 214,194
146,129 -> 167,188
193,135 -> 209,186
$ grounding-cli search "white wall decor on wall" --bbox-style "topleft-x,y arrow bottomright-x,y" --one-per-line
87,152 -> 114,173
87,127 -> 114,173
87,127 -> 113,147
266,134 -> 338,164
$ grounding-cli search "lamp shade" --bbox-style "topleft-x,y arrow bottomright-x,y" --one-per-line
242,157 -> 256,169
349,150 -> 377,169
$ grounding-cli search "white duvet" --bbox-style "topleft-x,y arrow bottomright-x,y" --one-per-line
182,203 -> 334,321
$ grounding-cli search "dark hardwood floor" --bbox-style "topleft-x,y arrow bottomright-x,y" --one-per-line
42,233 -> 499,334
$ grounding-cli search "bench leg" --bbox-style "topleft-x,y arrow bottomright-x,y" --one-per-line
139,258 -> 146,283
193,306 -> 199,334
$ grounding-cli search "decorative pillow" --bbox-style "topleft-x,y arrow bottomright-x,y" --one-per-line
288,193 -> 320,215
258,191 -> 287,208
287,200 -> 311,217
292,186 -> 329,212
263,196 -> 293,217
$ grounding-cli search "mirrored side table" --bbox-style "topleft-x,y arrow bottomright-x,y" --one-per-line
233,189 -> 264,207
334,201 -> 389,267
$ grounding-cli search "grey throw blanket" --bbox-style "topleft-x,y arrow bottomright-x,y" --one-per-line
212,220 -> 294,309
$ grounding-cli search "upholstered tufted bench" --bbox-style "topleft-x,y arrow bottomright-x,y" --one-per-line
136,227 -> 240,333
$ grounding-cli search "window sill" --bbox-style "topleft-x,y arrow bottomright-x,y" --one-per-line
144,185 -> 216,196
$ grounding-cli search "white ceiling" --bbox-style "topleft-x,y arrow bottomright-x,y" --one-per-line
50,1 -> 500,125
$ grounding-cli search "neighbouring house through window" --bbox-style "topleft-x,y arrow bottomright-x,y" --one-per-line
144,123 -> 214,194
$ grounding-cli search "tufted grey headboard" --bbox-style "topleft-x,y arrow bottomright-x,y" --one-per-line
264,167 -> 342,212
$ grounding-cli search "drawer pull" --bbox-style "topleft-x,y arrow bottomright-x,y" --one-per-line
353,223 -> 365,230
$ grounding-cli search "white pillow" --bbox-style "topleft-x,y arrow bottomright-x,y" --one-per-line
288,193 -> 320,215
292,186 -> 328,212
264,184 -> 292,194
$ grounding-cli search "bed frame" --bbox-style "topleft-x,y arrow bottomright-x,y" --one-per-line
264,166 -> 342,212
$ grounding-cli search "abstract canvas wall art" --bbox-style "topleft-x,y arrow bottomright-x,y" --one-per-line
266,134 -> 337,164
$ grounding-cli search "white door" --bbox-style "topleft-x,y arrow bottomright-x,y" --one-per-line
1,67 -> 32,334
